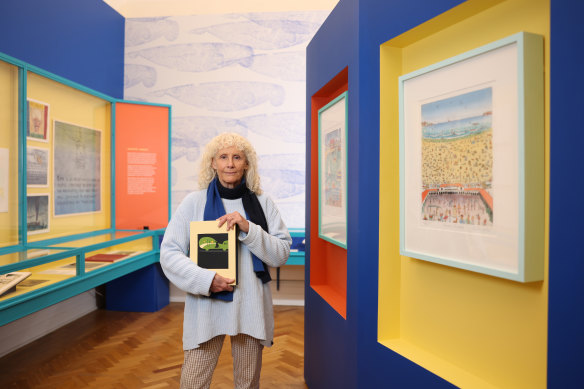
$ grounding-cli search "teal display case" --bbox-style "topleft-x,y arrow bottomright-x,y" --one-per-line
0,229 -> 165,326
288,229 -> 306,266
275,228 -> 305,290
0,50 -> 171,325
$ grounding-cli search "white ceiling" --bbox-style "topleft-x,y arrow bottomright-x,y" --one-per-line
103,0 -> 339,17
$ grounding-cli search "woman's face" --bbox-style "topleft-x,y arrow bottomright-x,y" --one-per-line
212,145 -> 248,189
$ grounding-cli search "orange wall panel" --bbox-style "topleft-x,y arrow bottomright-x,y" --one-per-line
309,68 -> 348,318
115,102 -> 169,230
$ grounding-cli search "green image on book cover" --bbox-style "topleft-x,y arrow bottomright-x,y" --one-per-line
197,233 -> 229,269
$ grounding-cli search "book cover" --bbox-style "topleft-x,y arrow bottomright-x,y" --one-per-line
190,220 -> 238,285
0,271 -> 32,296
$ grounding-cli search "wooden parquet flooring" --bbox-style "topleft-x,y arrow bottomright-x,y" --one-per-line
0,303 -> 307,389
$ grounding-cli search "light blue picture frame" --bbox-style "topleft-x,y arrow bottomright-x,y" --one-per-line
318,91 -> 348,249
399,32 -> 544,282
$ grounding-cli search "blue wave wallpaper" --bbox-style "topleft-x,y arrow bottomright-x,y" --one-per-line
124,12 -> 329,228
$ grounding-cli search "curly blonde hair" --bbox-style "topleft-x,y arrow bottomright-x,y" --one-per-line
198,132 -> 262,194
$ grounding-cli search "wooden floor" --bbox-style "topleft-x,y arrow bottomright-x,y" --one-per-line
0,303 -> 307,389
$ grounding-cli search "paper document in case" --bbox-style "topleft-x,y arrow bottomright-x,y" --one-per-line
0,271 -> 32,296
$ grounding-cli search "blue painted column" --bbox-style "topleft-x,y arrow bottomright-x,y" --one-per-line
547,0 -> 584,386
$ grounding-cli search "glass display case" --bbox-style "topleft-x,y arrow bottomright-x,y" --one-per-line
0,52 -> 171,325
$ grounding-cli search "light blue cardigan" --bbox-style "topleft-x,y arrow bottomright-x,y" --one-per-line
160,189 -> 292,349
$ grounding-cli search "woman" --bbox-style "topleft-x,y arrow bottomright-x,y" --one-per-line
160,132 -> 291,389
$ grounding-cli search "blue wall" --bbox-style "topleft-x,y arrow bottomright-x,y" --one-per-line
354,1 -> 462,386
0,0 -> 124,98
307,0 -> 584,387
548,0 -> 584,387
305,1 -> 358,387
305,0 -> 463,387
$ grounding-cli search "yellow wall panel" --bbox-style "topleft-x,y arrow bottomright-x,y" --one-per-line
27,72 -> 112,241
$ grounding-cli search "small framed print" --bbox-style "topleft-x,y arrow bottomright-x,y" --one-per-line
27,146 -> 49,187
318,91 -> 348,249
27,99 -> 50,142
27,194 -> 50,235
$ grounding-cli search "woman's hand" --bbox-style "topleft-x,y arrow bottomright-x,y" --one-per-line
217,211 -> 249,233
210,273 -> 235,293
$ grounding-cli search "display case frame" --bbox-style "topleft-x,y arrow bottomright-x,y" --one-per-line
0,50 -> 171,325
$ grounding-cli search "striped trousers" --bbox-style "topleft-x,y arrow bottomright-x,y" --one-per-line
180,334 -> 264,389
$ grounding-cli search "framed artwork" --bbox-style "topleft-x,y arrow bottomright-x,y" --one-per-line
27,99 -> 50,142
399,32 -> 544,282
53,120 -> 102,216
27,146 -> 49,187
318,91 -> 348,248
27,194 -> 49,235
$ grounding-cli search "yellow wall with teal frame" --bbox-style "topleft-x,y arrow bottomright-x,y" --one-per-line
26,72 -> 111,240
378,0 -> 549,388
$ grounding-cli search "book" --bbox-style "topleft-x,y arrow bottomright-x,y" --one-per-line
18,279 -> 49,288
0,271 -> 32,297
190,220 -> 238,285
85,253 -> 128,262
108,250 -> 141,257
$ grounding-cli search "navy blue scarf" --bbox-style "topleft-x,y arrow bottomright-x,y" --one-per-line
203,177 -> 271,301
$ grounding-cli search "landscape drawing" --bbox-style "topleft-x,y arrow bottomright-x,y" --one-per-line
420,87 -> 494,227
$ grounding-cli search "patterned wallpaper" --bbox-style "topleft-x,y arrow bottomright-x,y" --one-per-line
124,11 -> 329,228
